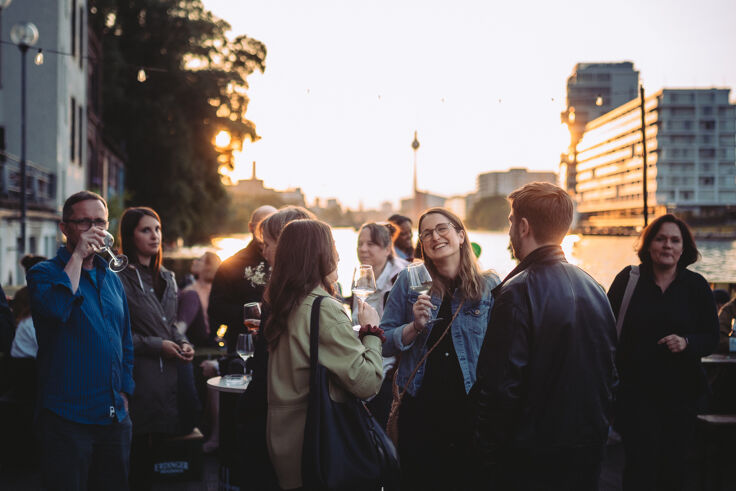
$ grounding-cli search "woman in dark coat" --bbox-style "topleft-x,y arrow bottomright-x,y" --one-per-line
608,214 -> 719,490
118,207 -> 198,489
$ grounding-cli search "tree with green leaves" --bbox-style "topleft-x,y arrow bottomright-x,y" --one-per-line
466,195 -> 510,231
90,0 -> 266,243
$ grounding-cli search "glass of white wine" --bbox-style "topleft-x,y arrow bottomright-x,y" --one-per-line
236,333 -> 255,364
407,262 -> 442,326
236,332 -> 255,381
93,230 -> 129,273
351,265 -> 377,303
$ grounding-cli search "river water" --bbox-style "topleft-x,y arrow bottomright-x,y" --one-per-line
176,229 -> 736,291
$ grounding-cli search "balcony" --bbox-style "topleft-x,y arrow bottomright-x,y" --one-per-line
0,153 -> 56,210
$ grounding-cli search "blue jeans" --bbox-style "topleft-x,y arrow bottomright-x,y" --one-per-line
40,409 -> 132,491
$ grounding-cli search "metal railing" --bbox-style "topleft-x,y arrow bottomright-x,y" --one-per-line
0,150 -> 56,207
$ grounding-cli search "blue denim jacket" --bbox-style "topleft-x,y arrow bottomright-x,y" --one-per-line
380,269 -> 499,396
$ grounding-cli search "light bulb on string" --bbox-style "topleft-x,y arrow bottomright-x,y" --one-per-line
595,95 -> 603,106
34,49 -> 44,65
137,68 -> 147,83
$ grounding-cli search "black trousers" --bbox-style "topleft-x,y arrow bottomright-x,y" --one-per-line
397,394 -> 480,491
491,446 -> 604,491
619,397 -> 696,491
40,409 -> 132,491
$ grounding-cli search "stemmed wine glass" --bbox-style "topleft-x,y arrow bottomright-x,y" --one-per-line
236,332 -> 255,380
407,262 -> 442,326
93,230 -> 128,273
243,302 -> 262,334
351,265 -> 377,303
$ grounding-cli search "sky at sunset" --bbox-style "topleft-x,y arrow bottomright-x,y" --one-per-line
204,0 -> 736,209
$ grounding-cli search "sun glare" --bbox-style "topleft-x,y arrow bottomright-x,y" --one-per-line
211,236 -> 249,261
214,130 -> 231,148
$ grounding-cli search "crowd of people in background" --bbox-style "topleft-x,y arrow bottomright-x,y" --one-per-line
0,182 -> 730,490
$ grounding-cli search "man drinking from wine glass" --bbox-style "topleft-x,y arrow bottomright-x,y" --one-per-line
26,191 -> 135,490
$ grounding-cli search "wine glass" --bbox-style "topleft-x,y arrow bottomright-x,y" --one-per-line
407,262 -> 442,326
351,265 -> 377,303
93,230 -> 129,273
236,332 -> 255,374
243,302 -> 262,334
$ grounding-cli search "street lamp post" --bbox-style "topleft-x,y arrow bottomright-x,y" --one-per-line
0,0 -> 13,89
10,21 -> 38,258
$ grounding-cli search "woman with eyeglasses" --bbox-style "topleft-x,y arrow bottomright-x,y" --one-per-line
117,207 -> 200,490
381,207 -> 499,490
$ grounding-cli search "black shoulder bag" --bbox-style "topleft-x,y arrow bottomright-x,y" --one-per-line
302,296 -> 400,491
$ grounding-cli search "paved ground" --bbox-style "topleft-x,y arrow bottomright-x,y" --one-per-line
1,445 -> 627,491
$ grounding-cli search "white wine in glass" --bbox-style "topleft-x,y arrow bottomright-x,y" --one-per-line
407,262 -> 443,326
407,262 -> 433,295
236,333 -> 255,363
351,265 -> 377,301
93,230 -> 129,273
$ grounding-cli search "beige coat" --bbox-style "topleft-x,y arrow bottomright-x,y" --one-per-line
266,287 -> 383,490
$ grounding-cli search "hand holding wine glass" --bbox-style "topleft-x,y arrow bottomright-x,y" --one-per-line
92,230 -> 129,272
407,262 -> 441,328
351,265 -> 377,303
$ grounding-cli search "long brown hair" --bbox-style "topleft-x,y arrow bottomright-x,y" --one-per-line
263,220 -> 337,349
119,207 -> 163,287
417,207 -> 487,302
257,206 -> 315,243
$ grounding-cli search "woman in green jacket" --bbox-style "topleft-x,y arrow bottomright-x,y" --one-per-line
263,219 -> 384,490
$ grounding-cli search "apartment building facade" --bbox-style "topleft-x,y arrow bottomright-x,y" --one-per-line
574,88 -> 736,232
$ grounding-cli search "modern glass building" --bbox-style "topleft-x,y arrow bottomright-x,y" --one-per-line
573,88 -> 736,232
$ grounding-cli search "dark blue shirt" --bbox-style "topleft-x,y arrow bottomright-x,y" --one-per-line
27,247 -> 135,424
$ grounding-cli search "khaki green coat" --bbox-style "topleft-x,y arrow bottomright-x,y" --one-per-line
266,287 -> 383,490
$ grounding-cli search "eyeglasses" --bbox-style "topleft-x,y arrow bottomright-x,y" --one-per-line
65,218 -> 109,231
419,222 -> 456,242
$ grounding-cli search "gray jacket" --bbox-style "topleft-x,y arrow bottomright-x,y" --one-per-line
119,263 -> 188,434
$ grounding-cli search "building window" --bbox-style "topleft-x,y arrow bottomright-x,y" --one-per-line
684,121 -> 692,130
700,176 -> 715,186
0,126 -> 5,163
681,190 -> 693,200
78,105 -> 83,166
79,6 -> 84,69
71,0 -> 77,59
700,120 -> 716,131
70,97 -> 76,162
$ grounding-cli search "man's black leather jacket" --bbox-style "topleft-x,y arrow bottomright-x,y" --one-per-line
471,245 -> 618,462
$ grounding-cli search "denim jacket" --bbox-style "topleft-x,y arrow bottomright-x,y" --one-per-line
380,269 -> 499,396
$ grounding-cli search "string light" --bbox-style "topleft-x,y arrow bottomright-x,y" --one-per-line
0,40 -> 634,105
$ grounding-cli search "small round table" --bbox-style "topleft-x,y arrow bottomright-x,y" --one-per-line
207,375 -> 250,393
207,376 -> 249,490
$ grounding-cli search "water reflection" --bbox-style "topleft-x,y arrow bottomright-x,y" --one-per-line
177,229 -> 736,291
